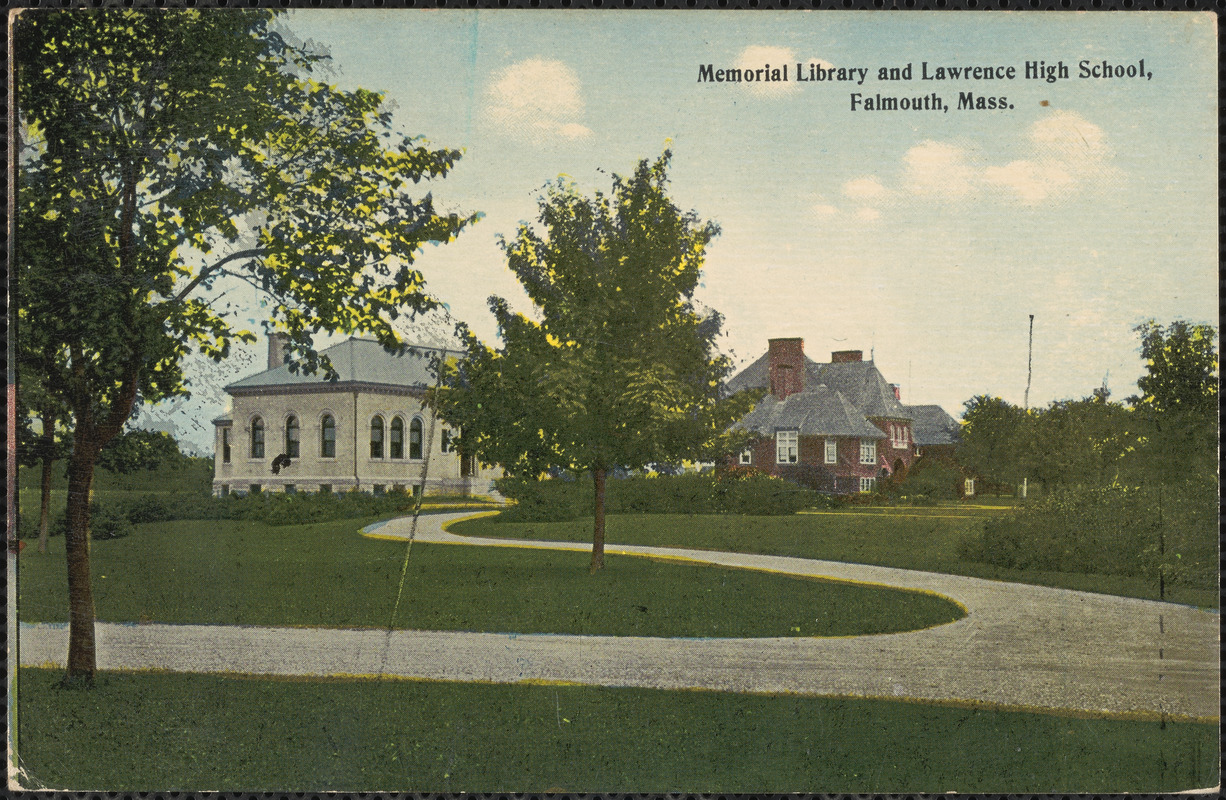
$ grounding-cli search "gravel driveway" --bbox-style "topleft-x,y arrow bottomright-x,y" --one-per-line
19,511 -> 1219,719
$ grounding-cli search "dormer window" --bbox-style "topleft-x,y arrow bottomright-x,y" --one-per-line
739,448 -> 752,465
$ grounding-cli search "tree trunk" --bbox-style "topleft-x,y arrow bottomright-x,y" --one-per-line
63,439 -> 100,681
38,452 -> 53,554
590,467 -> 606,573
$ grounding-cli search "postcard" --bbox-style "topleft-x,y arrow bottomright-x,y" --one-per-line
8,8 -> 1219,793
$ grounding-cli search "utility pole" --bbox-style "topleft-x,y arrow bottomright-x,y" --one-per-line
1024,314 -> 1034,410
1022,314 -> 1034,499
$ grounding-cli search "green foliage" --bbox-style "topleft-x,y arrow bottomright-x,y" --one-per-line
891,457 -> 963,502
958,482 -> 1216,591
433,152 -> 753,478
16,9 -> 475,409
494,470 -> 832,522
956,395 -> 1032,486
46,502 -> 133,541
1129,320 -> 1218,416
97,429 -> 187,474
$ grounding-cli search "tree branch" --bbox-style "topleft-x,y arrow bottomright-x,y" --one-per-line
164,247 -> 265,309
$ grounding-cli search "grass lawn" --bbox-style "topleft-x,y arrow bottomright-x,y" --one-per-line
450,510 -> 1218,608
16,517 -> 962,638
15,668 -> 1217,792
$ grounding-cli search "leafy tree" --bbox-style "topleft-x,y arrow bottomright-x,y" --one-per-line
1129,320 -> 1218,416
97,429 -> 186,474
957,395 -> 1033,487
1126,320 -> 1218,484
1029,389 -> 1135,488
15,9 -> 474,680
432,152 -> 754,571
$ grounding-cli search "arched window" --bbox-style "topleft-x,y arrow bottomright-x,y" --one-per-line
370,416 -> 385,459
321,414 -> 336,458
285,416 -> 300,458
250,417 -> 265,459
389,416 -> 405,459
409,417 -> 423,460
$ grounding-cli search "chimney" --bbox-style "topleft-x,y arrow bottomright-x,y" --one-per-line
267,332 -> 290,370
768,338 -> 805,400
831,350 -> 863,364
890,383 -> 901,401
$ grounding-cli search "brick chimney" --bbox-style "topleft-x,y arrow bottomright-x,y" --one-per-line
768,338 -> 805,400
831,349 -> 863,364
267,332 -> 290,370
890,383 -> 901,401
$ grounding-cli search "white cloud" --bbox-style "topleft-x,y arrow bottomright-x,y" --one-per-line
981,112 -> 1114,204
557,122 -> 593,140
838,111 -> 1122,209
486,58 -> 593,141
902,140 -> 979,199
734,46 -> 833,96
810,200 -> 880,225
842,176 -> 892,202
983,159 -> 1074,204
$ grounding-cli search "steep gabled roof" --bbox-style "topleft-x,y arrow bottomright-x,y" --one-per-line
733,386 -> 887,439
904,404 -> 960,446
727,351 -> 910,420
810,361 -> 911,420
725,350 -> 824,396
226,337 -> 444,393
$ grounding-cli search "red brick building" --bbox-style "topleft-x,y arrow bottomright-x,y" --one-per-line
728,338 -> 945,494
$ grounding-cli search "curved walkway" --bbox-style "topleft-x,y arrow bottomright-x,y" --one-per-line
19,512 -> 1219,720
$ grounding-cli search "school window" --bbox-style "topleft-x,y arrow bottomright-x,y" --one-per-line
824,439 -> 837,464
410,417 -> 423,460
222,428 -> 231,463
860,477 -> 876,493
739,448 -> 752,465
220,484 -> 229,497
285,416 -> 300,458
776,430 -> 798,464
250,417 -> 265,459
373,484 -> 386,496
321,414 -> 336,458
441,429 -> 453,453
389,417 -> 405,459
285,484 -> 296,494
860,440 -> 876,465
319,484 -> 332,494
370,416 -> 385,459
249,483 -> 261,494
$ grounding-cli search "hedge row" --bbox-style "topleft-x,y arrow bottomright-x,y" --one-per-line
957,481 -> 1217,590
493,468 -> 836,523
16,488 -> 487,537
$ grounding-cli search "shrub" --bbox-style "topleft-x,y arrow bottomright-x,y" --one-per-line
50,502 -> 134,541
16,514 -> 42,540
892,457 -> 963,503
494,469 -> 833,522
119,493 -> 174,523
958,482 -> 1217,590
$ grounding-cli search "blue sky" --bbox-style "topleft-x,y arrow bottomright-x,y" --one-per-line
150,11 -> 1218,451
